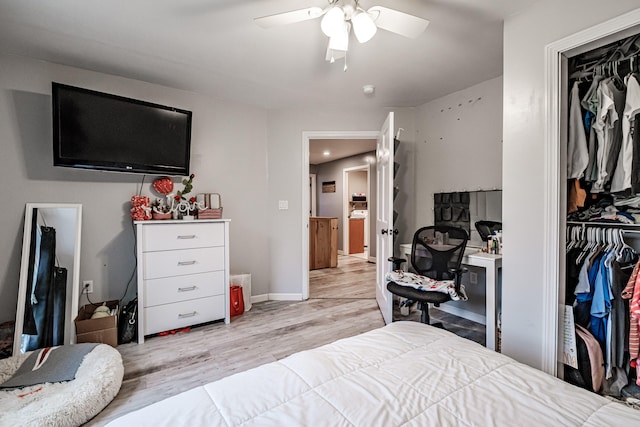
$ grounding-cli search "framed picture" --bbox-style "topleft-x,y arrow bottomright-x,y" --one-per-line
322,181 -> 336,193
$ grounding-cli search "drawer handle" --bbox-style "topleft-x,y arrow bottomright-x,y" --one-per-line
177,234 -> 196,239
177,260 -> 197,266
178,311 -> 197,319
178,286 -> 197,292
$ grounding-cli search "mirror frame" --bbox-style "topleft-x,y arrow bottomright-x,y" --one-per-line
13,203 -> 82,355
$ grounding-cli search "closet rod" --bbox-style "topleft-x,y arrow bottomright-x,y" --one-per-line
570,53 -> 639,80
621,229 -> 640,235
567,222 -> 640,235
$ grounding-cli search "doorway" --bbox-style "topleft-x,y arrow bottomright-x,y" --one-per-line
343,165 -> 370,260
542,10 -> 640,375
302,131 -> 379,300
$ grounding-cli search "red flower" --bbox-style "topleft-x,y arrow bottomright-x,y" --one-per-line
190,173 -> 195,179
189,197 -> 196,203
174,194 -> 181,202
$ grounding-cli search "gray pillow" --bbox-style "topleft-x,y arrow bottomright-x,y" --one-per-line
0,343 -> 98,389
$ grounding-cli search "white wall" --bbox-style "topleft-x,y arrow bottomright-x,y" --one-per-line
393,109 -> 417,257
502,1 -> 640,369
0,53 -> 270,322
414,77 -> 503,231
266,108 -> 388,296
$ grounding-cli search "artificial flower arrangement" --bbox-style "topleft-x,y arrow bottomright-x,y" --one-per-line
171,174 -> 199,219
167,174 -> 205,219
130,173 -> 204,221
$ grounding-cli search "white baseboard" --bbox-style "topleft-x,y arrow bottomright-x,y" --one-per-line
250,293 -> 305,303
368,255 -> 376,263
251,294 -> 269,304
267,293 -> 304,301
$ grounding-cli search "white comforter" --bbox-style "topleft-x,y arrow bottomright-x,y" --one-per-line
107,322 -> 640,426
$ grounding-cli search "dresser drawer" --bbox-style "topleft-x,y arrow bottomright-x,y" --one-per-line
143,247 -> 224,279
141,222 -> 225,252
144,295 -> 225,335
144,271 -> 225,307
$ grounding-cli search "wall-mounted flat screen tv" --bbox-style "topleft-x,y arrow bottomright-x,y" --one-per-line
52,82 -> 192,175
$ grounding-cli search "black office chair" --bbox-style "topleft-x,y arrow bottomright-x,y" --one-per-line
387,225 -> 469,326
474,220 -> 502,242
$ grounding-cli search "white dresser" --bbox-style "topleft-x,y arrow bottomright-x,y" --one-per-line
135,219 -> 230,343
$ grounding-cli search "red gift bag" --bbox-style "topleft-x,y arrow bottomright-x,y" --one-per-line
230,285 -> 245,317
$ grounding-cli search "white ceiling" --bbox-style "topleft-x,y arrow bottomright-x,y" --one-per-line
0,0 -> 539,111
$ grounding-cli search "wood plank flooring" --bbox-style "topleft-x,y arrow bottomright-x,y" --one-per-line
88,255 -> 485,426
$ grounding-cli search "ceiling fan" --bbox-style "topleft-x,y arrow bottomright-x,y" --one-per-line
254,0 -> 429,69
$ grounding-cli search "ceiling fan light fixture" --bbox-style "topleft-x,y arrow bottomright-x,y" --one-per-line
352,10 -> 377,43
328,21 -> 350,52
321,6 -> 345,38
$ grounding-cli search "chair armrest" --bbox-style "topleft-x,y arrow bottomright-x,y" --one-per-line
448,267 -> 469,290
388,256 -> 406,270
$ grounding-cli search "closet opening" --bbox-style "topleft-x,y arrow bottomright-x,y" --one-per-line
557,21 -> 640,400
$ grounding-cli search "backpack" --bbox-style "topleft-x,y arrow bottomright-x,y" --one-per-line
118,298 -> 138,344
564,324 -> 604,393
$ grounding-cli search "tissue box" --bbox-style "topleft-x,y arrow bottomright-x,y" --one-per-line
74,300 -> 119,347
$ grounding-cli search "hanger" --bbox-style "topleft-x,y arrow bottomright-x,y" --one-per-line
576,227 -> 595,265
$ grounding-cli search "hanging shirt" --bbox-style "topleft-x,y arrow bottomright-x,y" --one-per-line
590,255 -> 611,348
611,74 -> 640,192
568,81 -> 589,179
591,78 -> 618,192
603,79 -> 626,188
584,75 -> 604,182
622,260 -> 640,386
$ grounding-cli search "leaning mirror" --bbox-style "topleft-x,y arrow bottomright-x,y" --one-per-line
12,203 -> 82,355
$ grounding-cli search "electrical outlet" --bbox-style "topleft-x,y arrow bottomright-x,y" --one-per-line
469,272 -> 478,285
82,280 -> 94,294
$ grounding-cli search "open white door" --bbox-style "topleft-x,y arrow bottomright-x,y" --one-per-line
376,112 -> 394,324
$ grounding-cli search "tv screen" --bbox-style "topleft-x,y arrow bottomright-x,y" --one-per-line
52,83 -> 192,175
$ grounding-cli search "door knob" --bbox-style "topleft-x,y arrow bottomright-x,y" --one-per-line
393,229 -> 399,235
381,229 -> 388,235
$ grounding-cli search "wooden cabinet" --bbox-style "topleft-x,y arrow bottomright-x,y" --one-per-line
135,220 -> 230,343
349,218 -> 365,254
309,217 -> 338,270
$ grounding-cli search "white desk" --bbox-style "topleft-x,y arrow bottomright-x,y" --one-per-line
399,244 -> 502,351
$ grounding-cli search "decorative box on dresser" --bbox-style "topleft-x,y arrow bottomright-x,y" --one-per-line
135,219 -> 230,343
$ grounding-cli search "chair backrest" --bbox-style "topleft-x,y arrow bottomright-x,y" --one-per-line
474,220 -> 502,242
410,225 -> 469,281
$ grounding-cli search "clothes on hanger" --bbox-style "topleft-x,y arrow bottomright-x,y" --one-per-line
567,57 -> 640,199
566,225 -> 638,396
611,74 -> 640,192
568,80 -> 589,180
622,260 -> 640,388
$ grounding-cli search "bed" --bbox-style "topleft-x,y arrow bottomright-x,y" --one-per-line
106,321 -> 639,426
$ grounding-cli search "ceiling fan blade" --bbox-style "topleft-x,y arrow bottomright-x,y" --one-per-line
254,7 -> 323,29
367,6 -> 429,39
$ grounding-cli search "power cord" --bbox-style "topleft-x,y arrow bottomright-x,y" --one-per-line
84,174 -> 144,307
118,220 -> 138,306
119,174 -> 145,305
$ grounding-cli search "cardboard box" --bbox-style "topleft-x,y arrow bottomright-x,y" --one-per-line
75,300 -> 119,347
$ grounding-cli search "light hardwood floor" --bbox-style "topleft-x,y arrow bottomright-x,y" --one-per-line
88,255 -> 484,425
